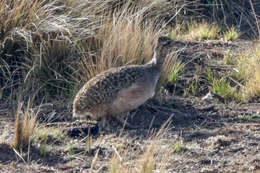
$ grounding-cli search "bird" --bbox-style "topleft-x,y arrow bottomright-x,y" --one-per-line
73,36 -> 174,130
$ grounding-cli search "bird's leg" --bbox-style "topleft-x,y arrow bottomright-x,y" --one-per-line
98,116 -> 107,131
111,115 -> 139,129
98,115 -> 139,131
98,116 -> 116,132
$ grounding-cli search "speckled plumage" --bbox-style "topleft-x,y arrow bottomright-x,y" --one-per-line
74,65 -> 148,114
73,36 -> 174,127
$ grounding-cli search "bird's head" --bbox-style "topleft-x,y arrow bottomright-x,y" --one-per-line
153,36 -> 174,68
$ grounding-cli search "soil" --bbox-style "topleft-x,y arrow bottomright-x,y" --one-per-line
0,40 -> 260,173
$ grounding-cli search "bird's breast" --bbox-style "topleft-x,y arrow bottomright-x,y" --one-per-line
109,78 -> 157,115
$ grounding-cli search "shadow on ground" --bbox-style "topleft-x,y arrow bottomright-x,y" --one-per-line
0,143 -> 65,166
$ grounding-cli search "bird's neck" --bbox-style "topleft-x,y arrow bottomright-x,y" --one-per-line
147,53 -> 164,71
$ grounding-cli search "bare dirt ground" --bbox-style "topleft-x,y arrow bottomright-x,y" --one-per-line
0,40 -> 260,173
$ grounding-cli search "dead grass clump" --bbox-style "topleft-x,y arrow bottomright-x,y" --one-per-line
107,118 -> 172,173
223,44 -> 260,101
109,144 -> 164,173
157,52 -> 181,95
186,22 -> 220,41
11,102 -> 37,149
33,126 -> 63,144
243,64 -> 260,100
83,0 -> 188,25
138,145 -> 156,173
234,48 -> 260,101
76,15 -> 161,82
109,143 -> 163,173
193,0 -> 260,37
1,0 -> 260,105
1,0 -> 181,103
0,0 -> 98,102
0,0 -> 43,39
223,27 -> 240,41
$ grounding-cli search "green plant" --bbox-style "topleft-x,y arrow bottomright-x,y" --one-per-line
183,77 -> 199,96
186,22 -> 220,41
251,114 -> 260,119
66,143 -> 75,157
206,68 -> 214,84
157,52 -> 180,95
224,27 -> 240,41
168,61 -> 184,83
34,127 -> 63,144
171,142 -> 186,153
242,166 -> 249,172
223,46 -> 260,102
223,160 -> 228,164
211,78 -> 233,100
241,115 -> 249,121
167,24 -> 185,41
191,78 -> 199,95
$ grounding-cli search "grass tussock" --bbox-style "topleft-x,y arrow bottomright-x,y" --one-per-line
186,22 -> 220,41
108,119 -> 172,173
236,48 -> 260,101
171,142 -> 186,153
221,44 -> 260,101
243,64 -> 260,100
0,0 -> 97,103
156,52 -> 180,94
206,68 -> 241,102
211,78 -> 241,101
168,59 -> 185,83
1,0 -> 185,104
109,144 -> 164,173
77,16 -> 160,82
11,102 -> 37,149
33,126 -> 63,144
223,27 -> 240,41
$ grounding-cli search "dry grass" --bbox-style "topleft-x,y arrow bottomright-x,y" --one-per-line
0,0 -> 97,102
107,119 -> 172,173
223,27 -> 240,41
186,22 -> 220,41
166,24 -> 186,41
243,64 -> 260,100
156,52 -> 182,95
1,1 -> 260,172
222,43 -> 260,101
0,0 -> 185,103
166,22 -> 221,41
11,102 -> 37,149
108,144 -> 165,173
1,0 -> 260,104
235,48 -> 260,101
76,15 -> 160,82
33,126 -> 63,143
